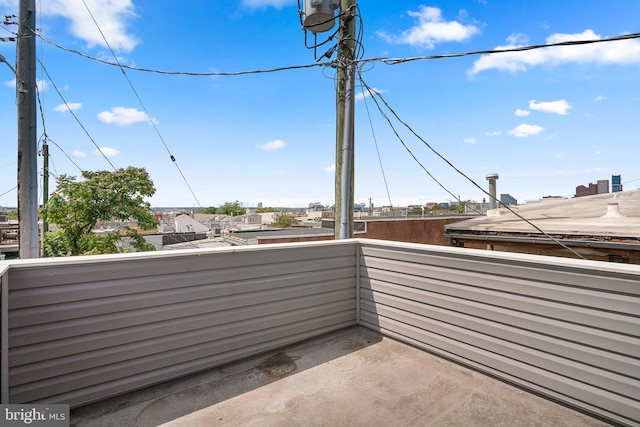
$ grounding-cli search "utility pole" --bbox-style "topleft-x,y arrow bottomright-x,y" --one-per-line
334,0 -> 356,239
41,142 -> 49,255
17,0 -> 38,258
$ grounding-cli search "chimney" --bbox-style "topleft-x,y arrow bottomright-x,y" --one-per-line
486,173 -> 499,210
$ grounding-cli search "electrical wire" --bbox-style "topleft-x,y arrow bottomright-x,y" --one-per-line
35,32 -> 335,75
358,32 -> 640,66
358,73 -> 482,215
75,4 -> 204,248
47,137 -> 83,173
359,75 -> 586,259
21,7 -> 635,257
0,161 -> 16,169
37,59 -> 117,170
32,23 -> 640,78
0,186 -> 17,198
360,84 -> 393,208
48,152 -> 59,178
80,0 -> 203,208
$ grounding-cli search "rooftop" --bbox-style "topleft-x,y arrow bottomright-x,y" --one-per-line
71,327 -> 607,427
447,190 -> 640,238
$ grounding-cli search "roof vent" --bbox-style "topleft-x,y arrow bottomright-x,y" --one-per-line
602,203 -> 624,218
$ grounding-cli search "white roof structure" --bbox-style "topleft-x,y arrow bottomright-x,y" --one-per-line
446,190 -> 640,239
174,214 -> 210,233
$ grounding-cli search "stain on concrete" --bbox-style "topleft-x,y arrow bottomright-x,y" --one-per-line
256,352 -> 298,378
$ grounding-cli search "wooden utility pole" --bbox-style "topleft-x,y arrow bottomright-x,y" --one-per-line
41,142 -> 49,256
334,0 -> 356,239
17,0 -> 38,258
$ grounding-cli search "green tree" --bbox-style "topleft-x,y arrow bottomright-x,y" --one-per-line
215,201 -> 246,216
196,207 -> 217,214
408,206 -> 423,216
41,167 -> 158,256
427,203 -> 442,214
256,207 -> 276,213
270,214 -> 298,228
0,210 -> 18,220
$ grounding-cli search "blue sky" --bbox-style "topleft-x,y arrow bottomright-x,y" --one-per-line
1,0 -> 639,208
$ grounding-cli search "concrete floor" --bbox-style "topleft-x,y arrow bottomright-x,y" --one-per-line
71,327 -> 610,427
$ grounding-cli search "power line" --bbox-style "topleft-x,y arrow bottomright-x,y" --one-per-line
37,59 -> 117,170
360,83 -> 393,208
35,32 -> 334,75
46,137 -> 83,173
72,2 -> 203,248
359,32 -> 640,66
0,186 -> 17,198
359,75 -> 586,260
34,27 -> 640,77
80,0 -> 203,208
358,72 -> 481,215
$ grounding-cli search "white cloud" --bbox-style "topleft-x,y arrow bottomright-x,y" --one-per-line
469,29 -> 640,75
323,164 -> 336,173
39,0 -> 139,52
463,137 -> 476,144
515,109 -> 530,117
356,87 -> 386,101
72,150 -> 86,158
53,102 -> 82,112
93,147 -> 120,157
259,139 -> 286,151
241,0 -> 294,8
508,124 -> 545,138
97,107 -> 154,125
486,130 -> 502,137
594,95 -> 607,101
377,6 -> 480,49
529,99 -> 573,115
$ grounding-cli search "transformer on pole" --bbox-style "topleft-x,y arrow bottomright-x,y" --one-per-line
302,0 -> 339,33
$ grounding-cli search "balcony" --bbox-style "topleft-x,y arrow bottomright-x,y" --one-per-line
1,239 -> 638,425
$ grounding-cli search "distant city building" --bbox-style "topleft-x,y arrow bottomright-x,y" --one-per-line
576,184 -> 593,197
576,183 -> 599,197
597,180 -> 609,194
308,202 -> 325,211
575,178 -> 613,197
465,203 -> 489,215
500,194 -> 518,206
612,175 -> 623,193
